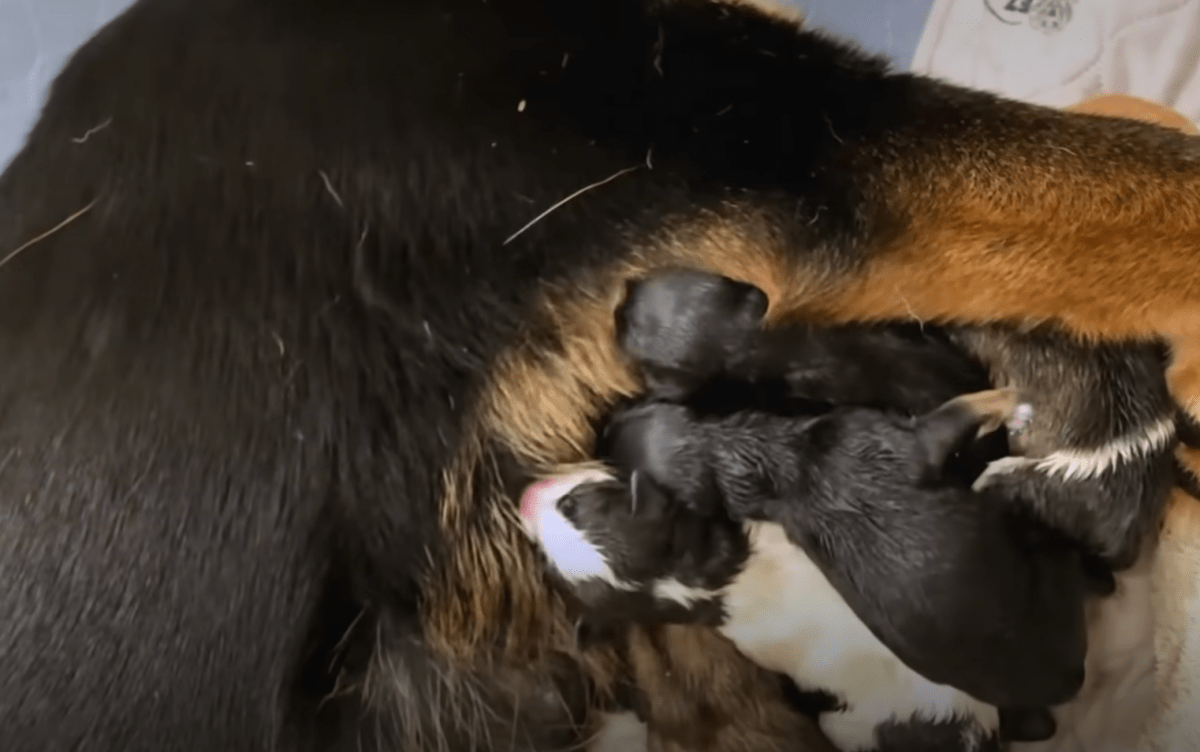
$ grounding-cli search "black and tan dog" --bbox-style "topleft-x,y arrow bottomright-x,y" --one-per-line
3,0 -> 1200,750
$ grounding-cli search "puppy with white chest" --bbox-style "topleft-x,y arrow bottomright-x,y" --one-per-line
601,393 -> 1110,714
519,387 -> 1087,752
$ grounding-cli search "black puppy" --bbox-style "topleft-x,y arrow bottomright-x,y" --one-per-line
950,326 -> 1178,570
616,268 -> 990,416
522,390 -> 1079,752
616,267 -> 1180,570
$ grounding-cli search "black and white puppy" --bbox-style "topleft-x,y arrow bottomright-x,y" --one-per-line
615,267 -> 1179,570
602,392 -> 1109,714
520,389 -> 1082,752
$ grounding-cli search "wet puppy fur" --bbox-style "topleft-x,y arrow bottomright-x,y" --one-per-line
522,392 -> 1086,752
616,268 -> 1182,571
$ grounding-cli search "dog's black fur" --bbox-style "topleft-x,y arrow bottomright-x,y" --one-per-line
0,0 -> 1191,749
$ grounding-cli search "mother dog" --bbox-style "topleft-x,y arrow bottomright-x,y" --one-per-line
1,0 -> 1198,750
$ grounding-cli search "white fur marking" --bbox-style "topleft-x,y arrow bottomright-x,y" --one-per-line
535,500 -> 633,587
718,522 -> 997,752
651,576 -> 711,607
520,470 -> 637,591
977,416 -> 1176,486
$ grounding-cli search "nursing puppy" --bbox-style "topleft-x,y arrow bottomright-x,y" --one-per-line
951,327 -> 1178,570
615,269 -> 991,417
604,392 -> 1108,714
616,268 -> 1178,569
520,389 -> 1091,752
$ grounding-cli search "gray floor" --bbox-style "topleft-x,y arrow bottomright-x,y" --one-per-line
0,0 -> 935,171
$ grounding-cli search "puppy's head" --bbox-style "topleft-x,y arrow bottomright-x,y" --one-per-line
519,469 -> 696,595
518,469 -> 743,635
614,268 -> 768,399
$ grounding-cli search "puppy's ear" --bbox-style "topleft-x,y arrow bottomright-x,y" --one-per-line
630,470 -> 674,518
607,403 -> 689,484
622,276 -> 644,302
915,388 -> 1023,481
1079,552 -> 1117,596
613,278 -> 643,351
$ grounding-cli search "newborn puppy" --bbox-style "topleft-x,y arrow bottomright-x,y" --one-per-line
951,327 -> 1177,569
616,269 -> 990,415
520,394 -> 1076,752
604,391 -> 1107,713
616,267 -> 1177,569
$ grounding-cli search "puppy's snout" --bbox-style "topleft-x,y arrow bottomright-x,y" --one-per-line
743,285 -> 769,319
